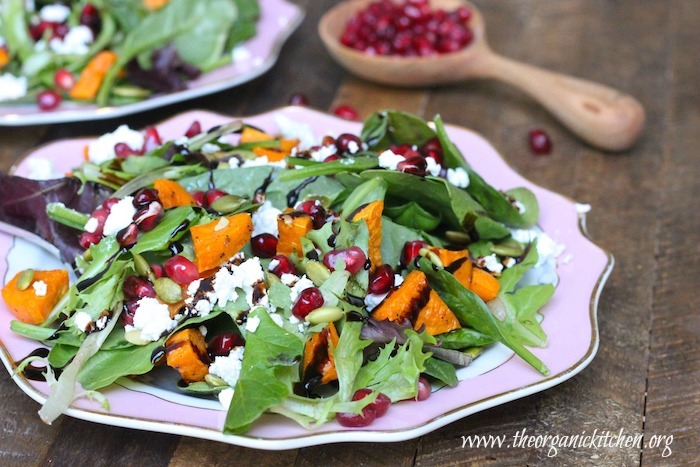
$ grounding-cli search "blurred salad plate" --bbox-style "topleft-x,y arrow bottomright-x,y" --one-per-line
0,0 -> 303,126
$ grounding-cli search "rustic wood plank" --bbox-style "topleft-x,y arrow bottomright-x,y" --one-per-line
169,439 -> 297,467
330,77 -> 430,120
641,1 -> 700,464
0,126 -> 48,173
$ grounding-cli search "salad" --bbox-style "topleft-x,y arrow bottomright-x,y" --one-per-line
0,0 -> 259,110
0,110 -> 558,433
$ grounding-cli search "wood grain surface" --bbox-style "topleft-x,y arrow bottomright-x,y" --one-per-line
1,1 -> 698,465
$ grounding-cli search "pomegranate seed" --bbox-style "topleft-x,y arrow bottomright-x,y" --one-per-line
397,156 -> 428,176
420,138 -> 443,158
133,202 -> 163,232
296,200 -> 327,229
123,275 -> 156,301
454,6 -> 472,22
323,247 -> 367,274
251,234 -> 278,258
369,264 -> 395,294
333,104 -> 360,121
529,129 -> 552,155
184,120 -> 202,138
324,154 -> 340,163
164,255 -> 199,285
151,264 -> 165,278
205,189 -> 228,206
288,93 -> 309,106
79,231 -> 101,249
80,4 -> 101,33
102,197 -> 120,211
269,255 -> 296,277
416,376 -> 431,401
114,142 -> 143,158
335,133 -> 363,154
133,188 -> 160,208
116,223 -> 139,247
90,207 -> 110,230
36,90 -> 61,111
54,69 -> 74,91
143,126 -> 162,152
208,331 -> 244,357
122,300 -> 139,326
336,409 -> 375,427
292,287 -> 324,319
51,23 -> 69,40
191,191 -> 206,207
352,388 -> 391,418
400,240 -> 426,267
390,144 -> 420,158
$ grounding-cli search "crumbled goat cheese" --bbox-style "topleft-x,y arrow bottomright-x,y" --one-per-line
73,311 -> 92,332
228,157 -> 241,168
209,346 -> 245,387
103,196 -> 136,236
378,150 -> 405,170
394,274 -> 404,286
129,297 -> 177,341
268,259 -> 280,272
252,201 -> 282,236
274,114 -> 317,150
240,156 -> 286,168
49,25 -> 93,55
39,4 -> 70,22
364,292 -> 388,311
32,280 -> 47,296
0,73 -> 28,102
309,145 -> 337,162
290,275 -> 314,303
25,158 -> 58,180
218,387 -> 235,410
88,125 -> 144,163
95,314 -> 108,331
477,254 -> 504,274
425,157 -> 442,176
446,167 -> 470,188
280,273 -> 299,287
503,257 -> 517,269
84,216 -> 99,233
270,313 -> 284,327
347,140 -> 360,154
200,143 -> 220,154
245,316 -> 261,333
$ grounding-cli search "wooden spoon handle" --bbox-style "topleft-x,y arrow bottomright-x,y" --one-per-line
479,53 -> 645,151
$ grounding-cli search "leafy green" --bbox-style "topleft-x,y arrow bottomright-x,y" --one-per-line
465,170 -> 537,228
339,177 -> 387,218
436,328 -> 495,349
132,206 -> 198,254
224,308 -> 304,434
173,0 -> 237,68
433,115 -> 470,171
278,156 -> 379,182
380,217 -> 424,268
78,339 -> 166,390
423,357 -> 458,387
361,110 -> 436,149
384,201 -> 441,231
331,322 -> 371,401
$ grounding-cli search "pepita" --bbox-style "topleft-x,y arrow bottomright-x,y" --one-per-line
204,374 -> 228,387
490,239 -> 525,257
305,260 -> 331,286
154,277 -> 182,304
16,269 -> 35,291
210,194 -> 246,214
445,230 -> 471,244
418,247 -> 444,269
305,306 -> 344,324
124,329 -> 150,346
132,252 -> 155,281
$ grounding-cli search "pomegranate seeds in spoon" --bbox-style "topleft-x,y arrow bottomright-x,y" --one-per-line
340,0 -> 474,57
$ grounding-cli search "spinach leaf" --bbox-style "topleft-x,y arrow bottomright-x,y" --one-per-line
436,327 -> 495,349
505,187 -> 540,228
433,115 -> 470,171
340,177 -> 387,218
224,308 -> 304,434
473,216 -> 510,240
384,201 -> 441,231
465,170 -> 537,228
173,0 -> 237,68
361,110 -> 436,150
380,217 -> 424,268
78,339 -> 166,390
423,356 -> 458,387
132,206 -> 197,254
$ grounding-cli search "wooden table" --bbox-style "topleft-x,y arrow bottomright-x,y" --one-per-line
1,1 -> 698,465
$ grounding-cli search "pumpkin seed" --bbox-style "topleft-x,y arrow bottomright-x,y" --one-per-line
305,306 -> 344,324
305,260 -> 331,286
490,239 -> 525,257
132,252 -> 155,281
204,374 -> 228,387
418,247 -> 444,269
124,329 -> 150,346
16,269 -> 35,291
209,194 -> 246,214
445,230 -> 471,244
154,277 -> 182,304
264,271 -> 281,286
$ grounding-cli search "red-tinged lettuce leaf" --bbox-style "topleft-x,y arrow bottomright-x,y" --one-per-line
0,174 -> 112,262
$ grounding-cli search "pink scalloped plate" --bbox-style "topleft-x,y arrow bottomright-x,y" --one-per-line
0,1 -> 303,126
0,107 -> 613,449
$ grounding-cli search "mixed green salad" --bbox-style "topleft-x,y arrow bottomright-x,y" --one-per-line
0,0 -> 259,109
1,110 -> 558,433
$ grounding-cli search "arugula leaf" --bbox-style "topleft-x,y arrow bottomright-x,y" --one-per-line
224,308 -> 304,434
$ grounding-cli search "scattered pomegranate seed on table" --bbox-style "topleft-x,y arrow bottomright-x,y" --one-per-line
333,104 -> 360,120
529,129 -> 553,155
341,0 -> 474,57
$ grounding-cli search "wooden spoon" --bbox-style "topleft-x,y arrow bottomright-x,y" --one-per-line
319,0 -> 645,151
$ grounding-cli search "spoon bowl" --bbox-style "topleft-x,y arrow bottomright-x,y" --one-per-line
319,0 -> 645,151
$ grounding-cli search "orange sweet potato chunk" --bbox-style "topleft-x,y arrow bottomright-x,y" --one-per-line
302,322 -> 340,385
165,328 -> 209,383
2,270 -> 69,325
372,270 -> 430,323
153,179 -> 196,209
276,213 -> 313,257
190,213 -> 253,272
470,268 -> 501,302
352,200 -> 384,270
414,290 -> 462,335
